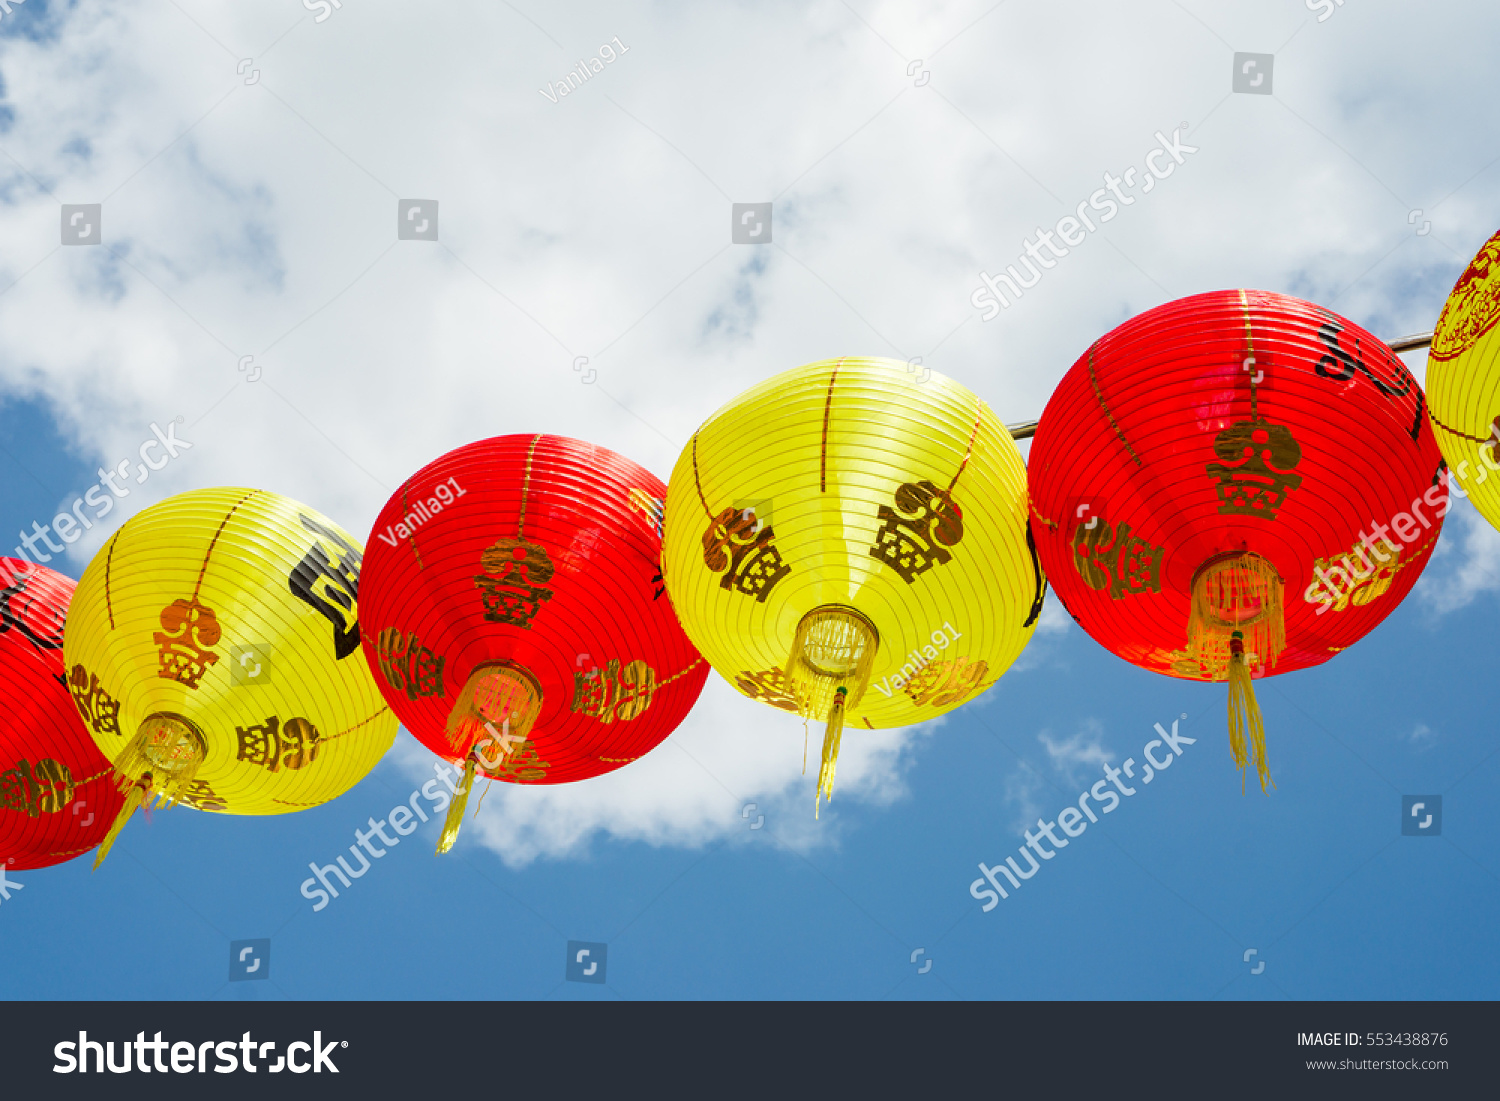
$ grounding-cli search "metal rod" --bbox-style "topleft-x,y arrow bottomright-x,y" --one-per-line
1388,331 -> 1434,354
1004,330 -> 1434,442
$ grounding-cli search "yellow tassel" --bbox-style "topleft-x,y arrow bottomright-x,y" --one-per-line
93,713 -> 206,869
1188,551 -> 1285,674
436,755 -> 477,855
93,777 -> 150,870
1187,554 -> 1282,794
786,605 -> 877,816
1227,635 -> 1274,794
435,665 -> 542,855
815,689 -> 847,819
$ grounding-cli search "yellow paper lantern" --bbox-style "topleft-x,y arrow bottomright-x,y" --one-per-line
1427,228 -> 1500,527
63,488 -> 397,865
662,358 -> 1043,811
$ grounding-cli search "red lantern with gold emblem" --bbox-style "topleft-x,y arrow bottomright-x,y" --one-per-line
0,559 -> 125,869
359,435 -> 710,852
1028,290 -> 1446,790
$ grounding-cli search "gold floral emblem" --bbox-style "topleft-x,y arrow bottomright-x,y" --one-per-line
1205,418 -> 1304,519
1432,231 -> 1500,361
474,538 -> 556,628
1072,517 -> 1163,599
702,506 -> 791,602
869,480 -> 964,584
154,597 -> 222,689
570,658 -> 657,724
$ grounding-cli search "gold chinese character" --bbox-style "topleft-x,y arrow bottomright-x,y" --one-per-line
154,596 -> 222,689
234,715 -> 321,773
1205,418 -> 1304,520
733,667 -> 800,712
1072,517 -> 1164,599
180,779 -> 228,812
375,628 -> 447,699
0,761 -> 34,816
570,658 -> 658,724
0,757 -> 73,817
67,664 -> 122,737
1310,536 -> 1405,613
869,480 -> 964,584
474,538 -> 555,628
701,506 -> 791,602
485,738 -> 550,783
904,656 -> 990,708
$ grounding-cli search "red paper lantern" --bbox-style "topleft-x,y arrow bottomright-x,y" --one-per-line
359,435 -> 710,850
0,559 -> 125,869
1028,290 -> 1445,789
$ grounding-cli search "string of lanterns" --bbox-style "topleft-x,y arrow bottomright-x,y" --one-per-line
6,225 -> 1499,870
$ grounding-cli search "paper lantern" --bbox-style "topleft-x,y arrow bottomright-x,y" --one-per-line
661,358 -> 1043,812
64,489 -> 398,865
1426,228 -> 1500,527
358,435 -> 709,852
1028,290 -> 1445,790
0,559 -> 125,869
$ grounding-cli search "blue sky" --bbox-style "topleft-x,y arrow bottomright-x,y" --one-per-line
2,0 -> 1499,1000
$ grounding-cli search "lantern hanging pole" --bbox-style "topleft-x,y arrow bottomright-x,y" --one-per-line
1003,330 -> 1435,442
1388,331 -> 1434,354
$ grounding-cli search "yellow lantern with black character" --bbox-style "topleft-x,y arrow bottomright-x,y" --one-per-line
63,488 -> 397,866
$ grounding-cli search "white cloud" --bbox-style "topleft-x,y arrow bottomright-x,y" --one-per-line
1414,498 -> 1500,615
1034,592 -> 1072,637
1039,719 -> 1114,787
998,720 -> 1114,832
4,0 -> 1498,863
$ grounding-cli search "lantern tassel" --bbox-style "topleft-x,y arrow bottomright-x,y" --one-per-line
92,776 -> 150,870
1227,634 -> 1273,794
815,689 -> 848,818
437,755 -> 477,855
94,714 -> 206,869
1187,554 -> 1282,793
786,605 -> 878,816
436,663 -> 543,855
1188,551 -> 1285,673
447,662 -> 542,751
